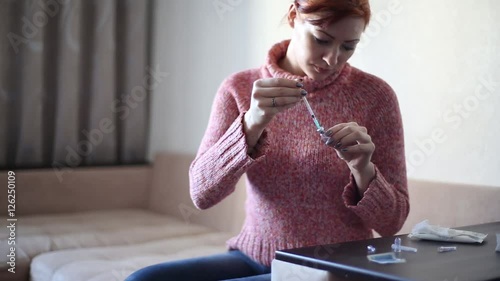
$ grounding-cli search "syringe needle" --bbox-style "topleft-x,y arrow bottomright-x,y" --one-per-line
302,96 -> 325,135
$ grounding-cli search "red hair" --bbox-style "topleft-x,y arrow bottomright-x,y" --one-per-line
294,0 -> 371,28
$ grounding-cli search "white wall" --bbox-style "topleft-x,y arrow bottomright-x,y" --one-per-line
348,0 -> 500,187
149,0 -> 500,187
148,0 -> 255,157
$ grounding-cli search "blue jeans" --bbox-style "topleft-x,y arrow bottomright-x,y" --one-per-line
124,250 -> 271,281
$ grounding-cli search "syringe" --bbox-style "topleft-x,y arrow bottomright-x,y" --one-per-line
302,96 -> 325,135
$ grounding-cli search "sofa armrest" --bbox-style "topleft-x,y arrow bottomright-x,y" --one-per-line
398,179 -> 500,234
148,152 -> 246,234
0,165 -> 152,216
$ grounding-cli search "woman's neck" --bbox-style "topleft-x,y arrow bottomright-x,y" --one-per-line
277,43 -> 305,77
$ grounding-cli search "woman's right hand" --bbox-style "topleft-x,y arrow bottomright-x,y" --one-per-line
243,78 -> 307,151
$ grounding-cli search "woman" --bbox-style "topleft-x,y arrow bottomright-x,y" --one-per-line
127,0 -> 409,280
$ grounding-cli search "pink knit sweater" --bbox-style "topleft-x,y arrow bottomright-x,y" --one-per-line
189,40 -> 409,266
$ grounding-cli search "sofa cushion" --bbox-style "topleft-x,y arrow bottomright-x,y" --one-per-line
30,232 -> 230,281
0,209 -> 228,280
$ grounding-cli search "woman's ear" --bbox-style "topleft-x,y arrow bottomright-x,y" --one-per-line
287,3 -> 297,28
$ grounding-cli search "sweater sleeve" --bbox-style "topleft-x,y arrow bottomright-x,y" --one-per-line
189,76 -> 268,210
342,82 -> 409,236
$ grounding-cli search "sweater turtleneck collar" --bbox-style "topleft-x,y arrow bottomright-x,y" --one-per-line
263,39 -> 351,93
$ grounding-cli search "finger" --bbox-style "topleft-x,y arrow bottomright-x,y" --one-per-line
323,123 -> 348,138
336,151 -> 347,160
264,96 -> 302,108
328,124 -> 368,145
255,87 -> 307,99
338,143 -> 375,154
325,131 -> 370,150
254,78 -> 304,89
324,125 -> 353,147
324,122 -> 363,136
325,137 -> 357,149
337,130 -> 372,147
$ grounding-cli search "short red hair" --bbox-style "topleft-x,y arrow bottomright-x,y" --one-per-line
294,0 -> 371,28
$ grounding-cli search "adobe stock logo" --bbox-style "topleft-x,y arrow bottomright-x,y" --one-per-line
406,74 -> 497,175
357,0 -> 403,52
52,65 -> 170,182
7,0 -> 67,54
213,0 -> 242,21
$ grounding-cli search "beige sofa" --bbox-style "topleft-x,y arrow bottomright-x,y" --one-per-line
0,153 -> 246,281
1,152 -> 499,281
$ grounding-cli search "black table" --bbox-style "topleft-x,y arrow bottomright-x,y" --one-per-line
275,222 -> 500,281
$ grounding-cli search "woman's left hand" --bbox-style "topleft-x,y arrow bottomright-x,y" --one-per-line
322,122 -> 375,172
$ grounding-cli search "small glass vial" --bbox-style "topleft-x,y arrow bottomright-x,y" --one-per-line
393,237 -> 402,253
367,245 -> 376,254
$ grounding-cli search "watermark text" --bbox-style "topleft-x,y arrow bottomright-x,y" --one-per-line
6,171 -> 17,274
